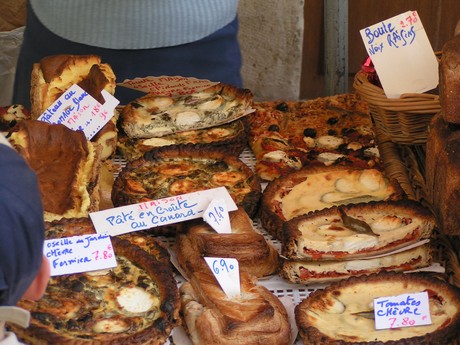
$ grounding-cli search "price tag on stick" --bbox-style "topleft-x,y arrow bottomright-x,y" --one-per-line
203,199 -> 231,233
204,257 -> 240,298
44,234 -> 117,276
373,291 -> 432,330
360,10 -> 438,98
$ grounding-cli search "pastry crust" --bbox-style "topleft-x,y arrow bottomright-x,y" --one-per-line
247,93 -> 381,181
111,146 -> 262,235
120,83 -> 253,138
7,120 -> 102,222
260,165 -> 405,239
180,270 -> 292,345
11,218 -> 181,345
117,117 -> 248,161
282,199 -> 435,260
295,271 -> 460,344
281,243 -> 432,285
175,207 -> 280,278
30,54 -> 118,160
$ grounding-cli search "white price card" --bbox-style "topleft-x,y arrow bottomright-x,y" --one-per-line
374,291 -> 432,330
203,199 -> 231,233
360,10 -> 438,98
37,84 -> 119,140
204,257 -> 240,298
90,187 -> 238,236
44,233 -> 117,276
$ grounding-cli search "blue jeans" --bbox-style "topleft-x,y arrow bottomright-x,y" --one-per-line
13,2 -> 243,106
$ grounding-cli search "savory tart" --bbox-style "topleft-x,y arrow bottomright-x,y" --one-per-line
30,54 -> 118,160
117,117 -> 248,161
247,93 -> 381,181
120,83 -> 253,138
282,200 -> 435,260
295,271 -> 460,344
260,165 -> 404,239
281,243 -> 432,285
10,217 -> 181,345
111,146 -> 262,231
7,120 -> 102,222
175,207 -> 280,278
180,270 -> 292,345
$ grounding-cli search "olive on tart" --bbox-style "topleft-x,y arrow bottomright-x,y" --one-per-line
295,271 -> 460,344
247,93 -> 381,181
282,199 -> 435,261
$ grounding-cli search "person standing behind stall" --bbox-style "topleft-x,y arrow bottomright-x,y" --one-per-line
13,0 -> 242,106
0,135 -> 50,344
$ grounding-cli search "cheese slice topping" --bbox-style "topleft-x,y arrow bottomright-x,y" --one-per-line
279,169 -> 393,220
117,286 -> 159,314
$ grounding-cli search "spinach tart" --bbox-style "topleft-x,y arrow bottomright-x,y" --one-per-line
111,146 -> 262,235
10,217 -> 181,345
116,117 -> 249,161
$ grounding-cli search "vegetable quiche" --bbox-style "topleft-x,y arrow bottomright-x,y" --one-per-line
111,146 -> 262,235
10,218 -> 181,345
120,83 -> 253,138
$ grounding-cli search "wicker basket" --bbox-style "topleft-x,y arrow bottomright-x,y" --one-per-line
353,70 -> 441,145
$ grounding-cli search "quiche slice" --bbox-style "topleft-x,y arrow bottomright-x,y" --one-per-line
120,83 -> 253,138
281,243 -> 432,285
10,217 -> 181,345
7,120 -> 102,222
117,117 -> 248,161
260,165 -> 405,239
282,199 -> 435,260
295,271 -> 460,344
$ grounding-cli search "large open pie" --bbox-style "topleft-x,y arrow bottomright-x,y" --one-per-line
295,271 -> 460,344
9,218 -> 181,344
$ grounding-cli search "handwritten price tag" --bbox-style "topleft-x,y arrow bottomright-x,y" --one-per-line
44,233 -> 117,276
203,199 -> 231,233
204,257 -> 240,298
38,84 -> 119,140
90,186 -> 237,236
360,10 -> 438,98
374,291 -> 432,330
118,76 -> 219,96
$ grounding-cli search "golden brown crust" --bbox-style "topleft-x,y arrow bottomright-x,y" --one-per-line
30,54 -> 117,159
111,146 -> 262,233
425,112 -> 460,236
175,207 -> 280,278
120,83 -> 253,138
180,270 -> 292,345
260,165 -> 405,239
280,243 -> 433,285
8,120 -> 102,221
440,35 -> 460,125
12,218 -> 181,345
247,94 -> 381,182
295,271 -> 460,344
282,199 -> 435,260
116,118 -> 249,161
